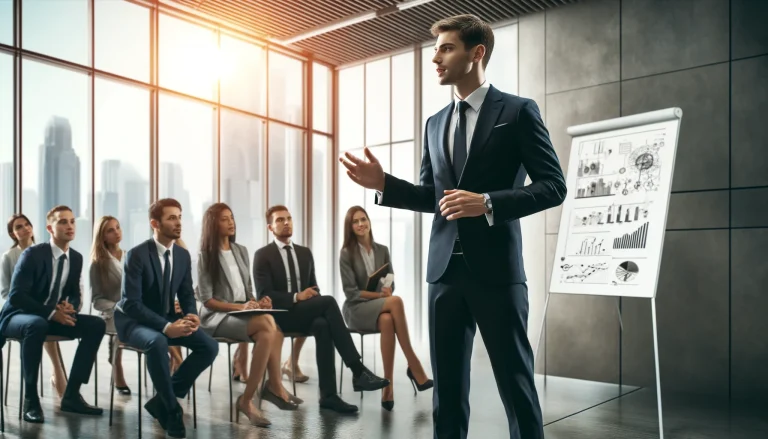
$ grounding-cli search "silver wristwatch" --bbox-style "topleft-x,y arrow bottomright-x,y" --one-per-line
482,193 -> 493,213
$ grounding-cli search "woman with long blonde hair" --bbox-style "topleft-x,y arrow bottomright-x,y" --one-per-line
89,215 -> 130,394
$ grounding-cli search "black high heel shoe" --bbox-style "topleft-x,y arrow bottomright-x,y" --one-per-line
406,368 -> 434,394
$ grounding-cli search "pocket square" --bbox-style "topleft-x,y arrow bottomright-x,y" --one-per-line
493,123 -> 509,128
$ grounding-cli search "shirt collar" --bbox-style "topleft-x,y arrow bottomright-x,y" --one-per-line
275,238 -> 293,250
50,239 -> 70,260
453,81 -> 490,113
358,242 -> 373,255
153,237 -> 174,257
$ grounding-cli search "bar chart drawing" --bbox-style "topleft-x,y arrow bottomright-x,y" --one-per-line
572,202 -> 651,231
576,178 -> 613,198
573,237 -> 606,256
613,222 -> 649,250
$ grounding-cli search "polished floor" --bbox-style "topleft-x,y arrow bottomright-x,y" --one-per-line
0,337 -> 765,438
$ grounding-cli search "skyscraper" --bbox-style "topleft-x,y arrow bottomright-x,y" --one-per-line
38,116 -> 81,230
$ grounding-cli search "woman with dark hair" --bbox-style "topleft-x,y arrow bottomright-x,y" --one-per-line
197,203 -> 300,427
0,213 -> 70,398
89,215 -> 131,395
339,206 -> 432,410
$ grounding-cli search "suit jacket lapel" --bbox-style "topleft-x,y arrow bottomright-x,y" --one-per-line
218,250 -> 237,295
43,244 -> 53,297
147,240 -> 164,300
460,86 -> 504,186
435,103 -> 457,187
270,242 -> 288,292
232,246 -> 251,296
294,246 -> 308,290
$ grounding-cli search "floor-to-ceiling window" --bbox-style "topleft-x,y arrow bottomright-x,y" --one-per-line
0,0 -> 333,307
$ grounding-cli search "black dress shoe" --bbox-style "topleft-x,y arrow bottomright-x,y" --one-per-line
60,394 -> 103,416
261,387 -> 299,411
166,406 -> 187,438
352,366 -> 390,392
144,394 -> 168,430
23,397 -> 44,423
319,395 -> 358,414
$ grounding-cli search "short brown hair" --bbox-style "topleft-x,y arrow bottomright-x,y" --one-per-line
265,205 -> 289,224
430,14 -> 495,68
46,205 -> 73,224
149,198 -> 182,222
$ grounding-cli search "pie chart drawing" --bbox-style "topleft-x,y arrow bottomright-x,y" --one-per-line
616,261 -> 639,282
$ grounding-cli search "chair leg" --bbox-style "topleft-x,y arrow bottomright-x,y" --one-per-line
186,348 -> 190,401
109,346 -> 116,427
339,357 -> 344,394
290,337 -> 296,396
1,351 -> 5,433
4,343 -> 11,406
18,354 -> 23,421
39,359 -> 43,397
227,344 -> 233,423
94,346 -> 98,406
373,335 -> 376,374
137,352 -> 143,439
58,342 -> 68,381
192,375 -> 197,429
208,358 -> 214,392
360,335 -> 364,395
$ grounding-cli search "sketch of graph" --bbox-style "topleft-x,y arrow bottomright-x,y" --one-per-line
560,261 -> 610,283
577,140 -> 611,177
613,222 -> 649,250
576,178 -> 614,198
572,202 -> 651,230
570,236 -> 607,256
615,261 -> 639,282
612,139 -> 665,196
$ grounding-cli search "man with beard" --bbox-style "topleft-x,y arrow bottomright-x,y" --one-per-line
252,205 -> 389,413
115,198 -> 218,438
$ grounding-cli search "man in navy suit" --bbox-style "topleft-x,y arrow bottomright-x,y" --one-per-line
115,198 -> 218,438
0,205 -> 105,423
340,15 -> 566,439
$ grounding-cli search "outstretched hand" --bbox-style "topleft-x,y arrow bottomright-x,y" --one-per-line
339,147 -> 386,191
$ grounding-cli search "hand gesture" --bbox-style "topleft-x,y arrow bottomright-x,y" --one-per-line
52,309 -> 77,326
339,148 -> 386,191
257,296 -> 272,309
380,287 -> 393,297
57,300 -> 76,315
183,313 -> 200,330
439,190 -> 488,220
242,300 -> 260,310
166,319 -> 195,338
297,286 -> 320,302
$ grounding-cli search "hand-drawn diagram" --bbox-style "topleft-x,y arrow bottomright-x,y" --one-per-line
613,222 -> 649,250
559,261 -> 610,283
571,236 -> 607,256
615,261 -> 639,282
572,202 -> 651,231
574,137 -> 666,199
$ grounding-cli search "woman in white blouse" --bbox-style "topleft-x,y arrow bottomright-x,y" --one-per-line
197,203 -> 300,427
89,215 -> 131,395
1,213 -> 70,398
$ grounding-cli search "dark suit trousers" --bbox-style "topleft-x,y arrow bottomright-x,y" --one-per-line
272,295 -> 361,398
3,313 -> 106,397
115,312 -> 219,412
429,255 -> 543,439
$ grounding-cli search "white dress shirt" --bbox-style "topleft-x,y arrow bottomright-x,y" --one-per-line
221,249 -> 246,303
274,238 -> 302,303
378,82 -> 495,225
47,239 -> 71,319
358,243 -> 376,276
154,237 -> 174,334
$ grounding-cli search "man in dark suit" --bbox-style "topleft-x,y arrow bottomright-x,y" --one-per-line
0,205 -> 105,423
253,205 -> 389,413
115,198 -> 218,438
340,14 -> 566,439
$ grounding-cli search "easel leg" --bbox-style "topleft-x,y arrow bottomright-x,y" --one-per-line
651,298 -> 664,439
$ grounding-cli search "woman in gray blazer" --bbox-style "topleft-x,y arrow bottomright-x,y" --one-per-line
89,215 -> 131,395
197,203 -> 299,427
339,206 -> 432,410
2,213 -> 70,399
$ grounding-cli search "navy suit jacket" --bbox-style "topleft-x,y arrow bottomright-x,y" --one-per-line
377,86 -> 567,285
115,239 -> 197,335
0,243 -> 83,346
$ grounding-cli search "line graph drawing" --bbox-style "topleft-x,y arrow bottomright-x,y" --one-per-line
572,236 -> 607,256
560,261 -> 610,283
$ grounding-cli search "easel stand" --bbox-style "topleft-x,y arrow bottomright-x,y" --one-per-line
533,293 -> 664,439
